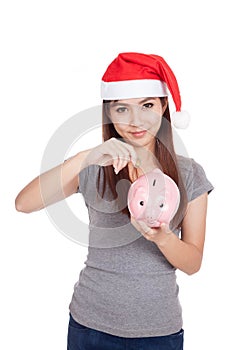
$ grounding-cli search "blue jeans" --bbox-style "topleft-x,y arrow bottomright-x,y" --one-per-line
67,314 -> 184,350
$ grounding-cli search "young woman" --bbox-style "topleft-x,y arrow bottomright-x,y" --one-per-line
15,52 -> 213,350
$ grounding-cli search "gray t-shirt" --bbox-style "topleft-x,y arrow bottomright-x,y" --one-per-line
69,156 -> 213,338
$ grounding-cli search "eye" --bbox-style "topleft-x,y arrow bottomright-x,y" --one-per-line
116,107 -> 127,113
159,203 -> 164,208
139,201 -> 144,206
142,103 -> 154,110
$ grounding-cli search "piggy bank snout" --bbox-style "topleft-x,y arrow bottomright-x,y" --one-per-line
144,197 -> 167,226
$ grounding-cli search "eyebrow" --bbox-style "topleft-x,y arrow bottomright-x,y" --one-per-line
110,97 -> 157,107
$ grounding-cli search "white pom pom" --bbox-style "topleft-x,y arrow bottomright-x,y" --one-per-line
172,110 -> 190,129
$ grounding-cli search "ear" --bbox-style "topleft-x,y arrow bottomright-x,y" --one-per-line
127,185 -> 147,219
128,185 -> 146,204
164,176 -> 180,217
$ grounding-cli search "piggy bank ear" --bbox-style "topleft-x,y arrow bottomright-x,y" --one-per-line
127,185 -> 148,220
164,176 -> 180,220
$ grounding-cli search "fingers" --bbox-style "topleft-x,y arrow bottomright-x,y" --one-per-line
110,139 -> 138,174
131,216 -> 155,235
131,217 -> 173,246
113,156 -> 128,175
160,223 -> 173,235
89,138 -> 140,174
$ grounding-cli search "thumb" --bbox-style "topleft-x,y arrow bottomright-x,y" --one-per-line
160,223 -> 172,234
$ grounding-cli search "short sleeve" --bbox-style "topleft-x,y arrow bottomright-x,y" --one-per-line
186,159 -> 214,202
76,164 -> 102,196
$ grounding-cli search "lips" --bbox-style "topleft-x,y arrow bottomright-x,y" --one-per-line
130,130 -> 147,137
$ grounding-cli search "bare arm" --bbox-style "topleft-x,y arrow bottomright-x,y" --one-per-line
131,193 -> 208,275
15,149 -> 92,213
15,137 -> 138,214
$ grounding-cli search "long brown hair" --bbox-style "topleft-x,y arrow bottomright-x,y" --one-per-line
97,98 -> 187,229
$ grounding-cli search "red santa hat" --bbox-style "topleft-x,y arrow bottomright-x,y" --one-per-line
101,52 -> 190,129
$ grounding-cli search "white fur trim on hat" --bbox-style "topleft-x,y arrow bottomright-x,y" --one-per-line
101,79 -> 168,100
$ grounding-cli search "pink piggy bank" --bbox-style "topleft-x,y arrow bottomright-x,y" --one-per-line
127,168 -> 180,228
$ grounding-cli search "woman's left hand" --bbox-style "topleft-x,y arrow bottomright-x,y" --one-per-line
130,216 -> 173,246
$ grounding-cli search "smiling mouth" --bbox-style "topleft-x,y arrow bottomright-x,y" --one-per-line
130,130 -> 147,137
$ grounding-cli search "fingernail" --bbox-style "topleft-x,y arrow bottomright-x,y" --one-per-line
135,158 -> 141,168
114,167 -> 119,175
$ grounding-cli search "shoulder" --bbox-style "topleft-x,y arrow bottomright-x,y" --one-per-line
176,155 -> 214,202
177,154 -> 208,176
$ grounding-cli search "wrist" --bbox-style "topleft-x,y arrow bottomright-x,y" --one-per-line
153,228 -> 174,248
77,148 -> 93,171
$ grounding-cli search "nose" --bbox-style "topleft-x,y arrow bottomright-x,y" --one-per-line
129,105 -> 144,128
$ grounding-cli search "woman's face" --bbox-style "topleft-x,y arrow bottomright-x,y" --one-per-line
109,97 -> 167,152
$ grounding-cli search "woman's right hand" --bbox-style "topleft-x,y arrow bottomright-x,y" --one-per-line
85,138 -> 138,174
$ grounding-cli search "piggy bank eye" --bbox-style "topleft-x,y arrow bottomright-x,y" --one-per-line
159,203 -> 164,208
139,201 -> 144,206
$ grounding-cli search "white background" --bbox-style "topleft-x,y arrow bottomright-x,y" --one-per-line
1,0 -> 232,349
